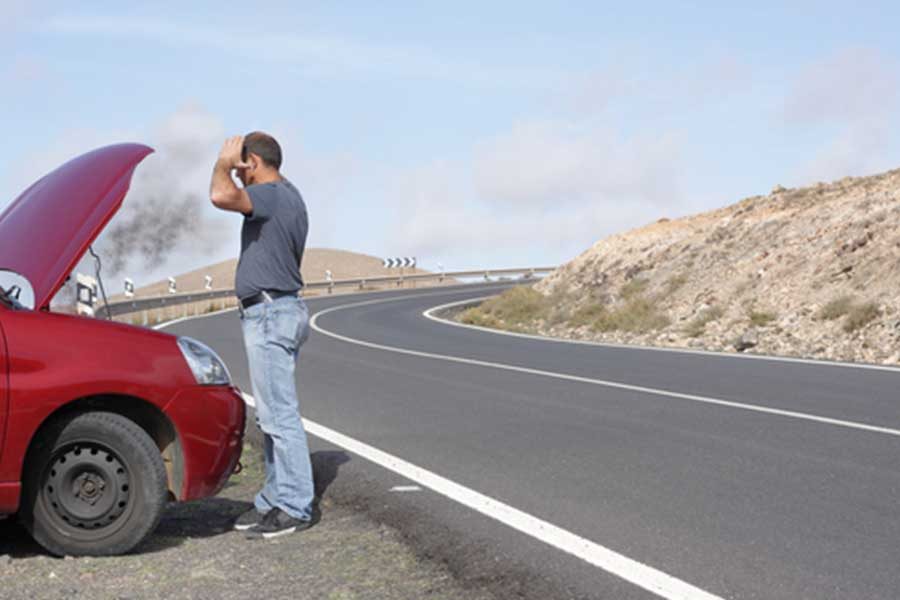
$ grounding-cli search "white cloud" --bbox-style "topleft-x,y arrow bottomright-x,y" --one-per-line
40,15 -> 572,89
0,0 -> 34,34
782,48 -> 900,182
783,48 -> 898,127
382,119 -> 684,268
6,55 -> 47,82
473,120 -> 683,208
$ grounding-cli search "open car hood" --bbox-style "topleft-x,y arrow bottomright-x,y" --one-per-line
0,144 -> 153,309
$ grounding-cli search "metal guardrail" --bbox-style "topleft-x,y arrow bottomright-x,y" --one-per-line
105,267 -> 557,317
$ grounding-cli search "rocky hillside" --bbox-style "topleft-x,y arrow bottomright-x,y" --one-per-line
469,168 -> 900,365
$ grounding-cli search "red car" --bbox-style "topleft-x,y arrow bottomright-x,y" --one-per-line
0,144 -> 245,556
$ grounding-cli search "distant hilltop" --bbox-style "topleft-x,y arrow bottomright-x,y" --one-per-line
123,248 -> 429,298
468,167 -> 900,365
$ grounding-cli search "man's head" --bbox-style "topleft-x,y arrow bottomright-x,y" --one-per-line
237,131 -> 282,186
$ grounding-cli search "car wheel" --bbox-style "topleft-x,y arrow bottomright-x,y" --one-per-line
20,411 -> 168,556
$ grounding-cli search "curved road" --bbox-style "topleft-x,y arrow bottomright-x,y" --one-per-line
165,283 -> 900,600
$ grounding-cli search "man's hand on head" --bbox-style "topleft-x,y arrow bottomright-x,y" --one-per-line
217,136 -> 251,171
210,136 -> 254,214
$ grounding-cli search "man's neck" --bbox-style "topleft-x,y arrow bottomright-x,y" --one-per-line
252,170 -> 283,185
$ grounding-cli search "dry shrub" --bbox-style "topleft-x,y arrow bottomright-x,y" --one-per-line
459,286 -> 550,330
665,274 -> 688,294
620,278 -> 649,300
843,302 -> 879,333
818,295 -> 854,320
570,302 -> 608,328
749,310 -> 777,327
683,306 -> 724,338
592,297 -> 670,333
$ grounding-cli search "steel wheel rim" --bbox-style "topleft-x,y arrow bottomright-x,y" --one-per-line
40,441 -> 134,538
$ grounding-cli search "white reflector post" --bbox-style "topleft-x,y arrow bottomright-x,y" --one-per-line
76,272 -> 97,317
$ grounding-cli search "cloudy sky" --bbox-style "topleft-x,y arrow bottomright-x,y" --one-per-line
3,1 -> 900,287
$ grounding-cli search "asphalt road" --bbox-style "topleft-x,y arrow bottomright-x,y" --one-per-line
164,283 -> 900,600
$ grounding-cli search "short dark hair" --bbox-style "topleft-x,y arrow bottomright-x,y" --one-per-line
242,131 -> 282,170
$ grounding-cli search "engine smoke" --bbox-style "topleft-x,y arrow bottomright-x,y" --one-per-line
95,105 -> 228,278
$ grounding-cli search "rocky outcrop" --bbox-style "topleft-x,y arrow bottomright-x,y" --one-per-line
533,169 -> 900,365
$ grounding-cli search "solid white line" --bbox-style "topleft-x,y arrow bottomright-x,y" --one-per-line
291,408 -> 721,600
311,297 -> 900,439
152,305 -> 238,330
423,297 -> 900,373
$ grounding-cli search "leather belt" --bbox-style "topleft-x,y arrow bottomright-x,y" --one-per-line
239,290 -> 297,310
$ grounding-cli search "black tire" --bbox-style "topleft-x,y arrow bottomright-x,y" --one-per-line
20,411 -> 168,556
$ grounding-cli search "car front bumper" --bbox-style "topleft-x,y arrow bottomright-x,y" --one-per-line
164,385 -> 246,501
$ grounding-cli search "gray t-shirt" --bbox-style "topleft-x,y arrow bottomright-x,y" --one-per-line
235,179 -> 307,299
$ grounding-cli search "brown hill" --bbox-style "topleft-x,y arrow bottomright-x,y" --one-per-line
468,168 -> 900,365
117,248 -> 429,298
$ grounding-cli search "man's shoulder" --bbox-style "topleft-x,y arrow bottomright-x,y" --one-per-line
246,179 -> 303,204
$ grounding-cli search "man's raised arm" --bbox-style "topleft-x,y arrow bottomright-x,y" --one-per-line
210,136 -> 253,214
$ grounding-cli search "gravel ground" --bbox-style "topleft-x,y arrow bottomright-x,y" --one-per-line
0,446 -> 496,600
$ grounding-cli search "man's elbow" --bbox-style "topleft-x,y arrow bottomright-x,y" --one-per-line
210,191 -> 231,209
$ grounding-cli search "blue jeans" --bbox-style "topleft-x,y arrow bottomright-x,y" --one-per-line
240,294 -> 314,520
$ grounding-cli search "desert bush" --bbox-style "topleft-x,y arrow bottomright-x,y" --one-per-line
593,298 -> 670,333
749,310 -> 776,327
459,286 -> 549,330
843,302 -> 879,333
620,278 -> 649,300
543,290 -> 573,326
570,302 -> 608,328
459,307 -> 502,329
817,295 -> 854,320
683,306 -> 724,338
665,274 -> 688,294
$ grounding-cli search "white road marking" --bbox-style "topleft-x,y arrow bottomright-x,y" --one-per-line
423,296 -> 900,373
237,398 -> 721,600
389,485 -> 423,492
311,297 -> 900,439
152,305 -> 238,330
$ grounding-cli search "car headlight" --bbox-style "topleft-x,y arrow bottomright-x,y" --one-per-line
177,337 -> 231,385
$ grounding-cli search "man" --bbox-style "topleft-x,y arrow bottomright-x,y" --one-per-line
209,132 -> 315,539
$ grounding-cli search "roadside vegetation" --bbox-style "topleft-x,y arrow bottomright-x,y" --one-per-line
843,302 -> 880,333
683,306 -> 724,338
816,295 -> 880,332
460,280 -> 670,335
459,286 -> 552,332
748,310 -> 777,327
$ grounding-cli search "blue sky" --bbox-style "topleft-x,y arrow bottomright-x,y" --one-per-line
3,1 -> 900,285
